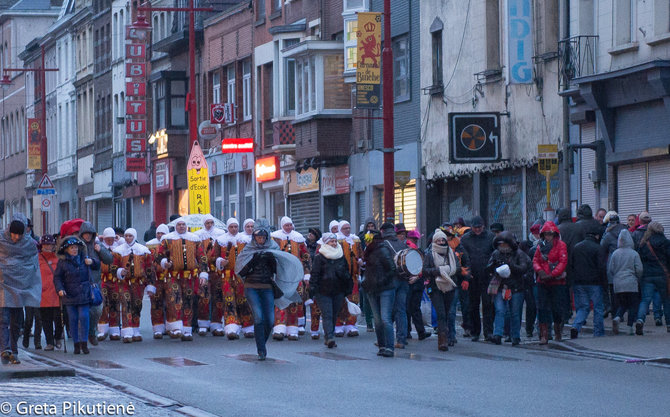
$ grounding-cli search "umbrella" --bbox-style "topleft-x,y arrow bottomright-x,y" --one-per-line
167,214 -> 226,229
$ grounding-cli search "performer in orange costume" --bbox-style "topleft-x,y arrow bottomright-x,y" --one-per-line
145,224 -> 169,338
195,214 -> 224,336
335,220 -> 362,337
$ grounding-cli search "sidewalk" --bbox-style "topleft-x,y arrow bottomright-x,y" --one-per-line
556,312 -> 669,362
0,350 -> 75,380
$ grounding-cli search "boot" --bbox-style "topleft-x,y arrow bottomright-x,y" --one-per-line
539,324 -> 549,345
81,342 -> 89,354
74,342 -> 81,354
437,331 -> 448,351
553,322 -> 563,342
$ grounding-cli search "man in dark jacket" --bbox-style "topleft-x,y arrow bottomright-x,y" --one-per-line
557,208 -> 582,320
143,221 -> 157,244
460,216 -> 496,341
380,222 -> 410,348
569,223 -> 606,338
79,222 -> 113,346
357,217 -> 377,331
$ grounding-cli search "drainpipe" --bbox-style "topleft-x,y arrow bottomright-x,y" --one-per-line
560,0 -> 571,208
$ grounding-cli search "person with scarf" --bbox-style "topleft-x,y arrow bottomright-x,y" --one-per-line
270,216 -> 310,341
112,228 -> 155,342
97,227 -> 121,341
54,236 -> 93,354
145,224 -> 169,338
309,233 -> 353,348
422,229 -> 459,351
635,222 -> 670,335
486,231 -> 530,346
211,218 -> 255,339
532,221 -> 569,344
236,220 -> 303,360
194,215 -> 225,336
155,218 -> 208,341
334,220 -> 363,337
441,225 -> 471,346
361,230 -> 398,357
38,234 -> 64,351
0,216 -> 42,364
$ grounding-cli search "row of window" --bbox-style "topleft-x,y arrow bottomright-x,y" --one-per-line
209,60 -> 252,124
0,108 -> 26,158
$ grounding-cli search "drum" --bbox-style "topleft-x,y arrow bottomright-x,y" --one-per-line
396,249 -> 423,276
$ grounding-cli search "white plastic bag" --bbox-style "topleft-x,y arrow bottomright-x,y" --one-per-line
346,299 -> 362,316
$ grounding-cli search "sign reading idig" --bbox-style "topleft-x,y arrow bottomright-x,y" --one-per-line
507,0 -> 533,84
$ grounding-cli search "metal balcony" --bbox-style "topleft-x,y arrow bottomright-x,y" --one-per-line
558,35 -> 598,92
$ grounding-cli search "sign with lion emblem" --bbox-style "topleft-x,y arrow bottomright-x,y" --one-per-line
356,12 -> 382,109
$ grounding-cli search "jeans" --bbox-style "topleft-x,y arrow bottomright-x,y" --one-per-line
65,304 -> 90,344
637,277 -> 670,325
615,292 -> 640,326
536,284 -> 569,325
88,304 -> 102,338
393,280 -> 409,345
406,283 -> 426,336
1,308 -> 22,354
572,285 -> 605,336
448,287 -> 469,341
493,291 -> 525,339
367,287 -> 396,352
245,287 -> 275,356
524,286 -> 537,334
314,293 -> 345,341
358,285 -> 374,328
652,290 -> 664,321
430,289 -> 455,338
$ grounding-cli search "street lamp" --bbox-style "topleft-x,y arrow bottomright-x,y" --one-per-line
0,74 -> 11,90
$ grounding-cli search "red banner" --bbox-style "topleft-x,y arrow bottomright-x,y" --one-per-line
222,138 -> 254,153
27,118 -> 41,170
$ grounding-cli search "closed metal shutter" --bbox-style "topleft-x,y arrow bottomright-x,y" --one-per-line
487,169 -> 523,238
648,160 -> 670,237
356,191 -> 368,230
616,163 -> 646,221
96,200 -> 114,231
580,123 -> 597,209
289,192 -> 320,235
445,177 -> 474,224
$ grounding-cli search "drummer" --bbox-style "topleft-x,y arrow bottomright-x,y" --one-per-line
380,222 -> 413,349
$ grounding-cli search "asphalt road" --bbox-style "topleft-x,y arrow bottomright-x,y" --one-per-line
14,298 -> 669,417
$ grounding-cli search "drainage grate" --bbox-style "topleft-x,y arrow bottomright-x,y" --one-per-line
298,352 -> 368,361
147,357 -> 207,367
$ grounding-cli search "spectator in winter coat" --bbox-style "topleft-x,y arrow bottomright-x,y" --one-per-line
599,211 -> 628,318
533,221 -> 569,344
608,230 -> 642,335
422,229 -> 459,351
38,235 -> 64,351
460,216 -> 496,342
381,222 -> 410,349
632,211 -> 652,250
626,214 -> 638,233
78,222 -> 111,346
519,221 -> 542,337
361,230 -> 398,358
439,225 -> 471,345
635,222 -> 670,335
309,233 -> 352,348
53,236 -> 93,355
486,231 -> 531,346
569,223 -> 607,338
405,230 -> 430,341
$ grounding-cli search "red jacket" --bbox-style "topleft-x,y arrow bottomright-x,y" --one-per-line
533,221 -> 568,286
39,251 -> 60,307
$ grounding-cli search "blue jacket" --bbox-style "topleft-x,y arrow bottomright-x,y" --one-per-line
53,254 -> 92,306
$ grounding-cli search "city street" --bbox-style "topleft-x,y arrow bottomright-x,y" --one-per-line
5,299 -> 668,417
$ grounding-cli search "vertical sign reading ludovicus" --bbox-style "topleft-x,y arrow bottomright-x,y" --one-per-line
356,12 -> 382,109
124,16 -> 151,171
187,141 -> 211,215
507,0 -> 533,84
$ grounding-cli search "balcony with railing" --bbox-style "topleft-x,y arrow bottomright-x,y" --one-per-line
558,35 -> 598,92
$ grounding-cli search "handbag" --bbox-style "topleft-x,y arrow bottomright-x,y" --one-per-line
646,242 -> 670,296
90,283 -> 103,306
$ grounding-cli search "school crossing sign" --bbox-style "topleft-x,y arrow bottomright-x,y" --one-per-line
186,141 -> 211,215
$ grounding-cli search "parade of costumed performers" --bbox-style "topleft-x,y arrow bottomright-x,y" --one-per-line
0,214 -> 42,365
235,219 -> 304,360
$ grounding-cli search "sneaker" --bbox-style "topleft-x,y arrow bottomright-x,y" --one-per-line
570,328 -> 578,339
380,348 -> 394,358
377,348 -> 385,356
655,319 -> 663,326
635,320 -> 644,335
612,317 -> 620,335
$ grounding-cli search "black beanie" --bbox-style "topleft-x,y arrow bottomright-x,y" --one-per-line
9,220 -> 25,235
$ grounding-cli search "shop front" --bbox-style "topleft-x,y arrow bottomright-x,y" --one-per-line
206,151 -> 254,222
321,165 -> 350,228
286,167 -> 320,234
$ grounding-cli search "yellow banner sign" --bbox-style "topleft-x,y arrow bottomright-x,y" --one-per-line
187,141 -> 211,215
356,12 -> 381,85
537,144 -> 559,176
27,118 -> 41,170
288,167 -> 319,195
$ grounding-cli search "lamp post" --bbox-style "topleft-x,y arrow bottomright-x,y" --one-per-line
382,0 -> 394,223
1,45 -> 59,235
